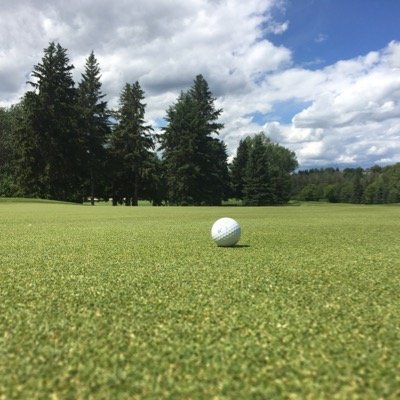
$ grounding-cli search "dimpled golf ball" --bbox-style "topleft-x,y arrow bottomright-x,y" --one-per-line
211,217 -> 241,247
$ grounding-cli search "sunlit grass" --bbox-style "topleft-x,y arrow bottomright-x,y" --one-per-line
0,200 -> 399,399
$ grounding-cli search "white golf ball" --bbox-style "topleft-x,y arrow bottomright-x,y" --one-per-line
211,217 -> 241,247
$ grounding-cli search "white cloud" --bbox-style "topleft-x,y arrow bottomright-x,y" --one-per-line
315,33 -> 327,43
223,42 -> 400,168
0,0 -> 287,102
0,1 -> 400,168
265,20 -> 289,35
281,45 -> 400,167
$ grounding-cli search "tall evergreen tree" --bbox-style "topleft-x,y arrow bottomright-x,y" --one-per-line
189,74 -> 223,136
190,75 -> 228,204
230,137 -> 251,199
0,107 -> 12,170
0,106 -> 19,196
161,75 -> 228,205
267,140 -> 298,204
110,82 -> 154,206
206,139 -> 230,205
77,51 -> 110,205
243,134 -> 274,205
233,132 -> 297,205
139,153 -> 168,206
161,91 -> 200,204
15,42 -> 82,201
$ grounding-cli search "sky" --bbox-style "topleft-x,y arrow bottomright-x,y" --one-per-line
1,0 -> 400,169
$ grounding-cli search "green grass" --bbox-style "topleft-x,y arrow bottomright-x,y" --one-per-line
0,200 -> 399,399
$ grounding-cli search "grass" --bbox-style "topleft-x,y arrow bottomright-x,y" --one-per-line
0,200 -> 399,399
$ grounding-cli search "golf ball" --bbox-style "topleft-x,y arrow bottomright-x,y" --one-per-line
211,217 -> 241,247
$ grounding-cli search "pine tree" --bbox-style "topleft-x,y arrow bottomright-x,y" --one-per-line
0,106 -> 18,196
161,92 -> 200,204
267,140 -> 298,204
206,139 -> 230,205
77,51 -> 110,205
110,82 -> 154,206
189,74 -> 223,136
0,107 -> 14,175
243,134 -> 274,205
351,168 -> 364,204
189,75 -> 227,204
230,137 -> 251,199
139,153 -> 168,206
13,95 -> 41,197
238,133 -> 297,205
15,42 -> 82,201
161,75 -> 228,205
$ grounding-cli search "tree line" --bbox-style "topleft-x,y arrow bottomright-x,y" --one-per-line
291,165 -> 400,204
0,42 -> 298,205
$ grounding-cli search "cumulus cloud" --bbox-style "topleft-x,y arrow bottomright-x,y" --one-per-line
222,41 -> 400,168
0,0 -> 400,168
0,0 -> 288,108
280,42 -> 400,167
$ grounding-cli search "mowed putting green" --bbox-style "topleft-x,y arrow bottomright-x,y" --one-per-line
0,200 -> 399,399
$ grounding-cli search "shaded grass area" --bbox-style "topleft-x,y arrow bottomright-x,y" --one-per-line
0,202 -> 399,399
0,197 -> 79,205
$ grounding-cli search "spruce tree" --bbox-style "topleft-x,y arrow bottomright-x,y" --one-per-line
243,134 -> 274,205
0,107 -> 11,170
351,168 -> 364,204
0,107 -> 14,175
161,75 -> 228,205
139,153 -> 168,206
230,137 -> 251,199
190,75 -> 227,204
77,51 -> 110,205
0,106 -> 19,196
237,133 -> 297,205
189,74 -> 223,136
13,95 -> 41,197
206,139 -> 230,205
15,42 -> 82,201
267,140 -> 298,204
110,82 -> 154,206
161,92 -> 200,204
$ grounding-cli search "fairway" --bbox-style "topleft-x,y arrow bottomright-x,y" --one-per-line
0,201 -> 399,399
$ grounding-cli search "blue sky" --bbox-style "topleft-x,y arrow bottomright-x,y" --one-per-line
272,0 -> 400,68
1,0 -> 400,168
258,0 -> 400,129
